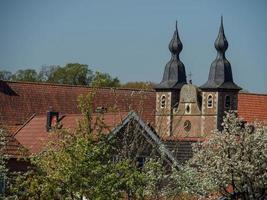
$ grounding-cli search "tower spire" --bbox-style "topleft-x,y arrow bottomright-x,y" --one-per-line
201,17 -> 241,90
168,20 -> 183,56
214,16 -> 228,57
155,21 -> 187,90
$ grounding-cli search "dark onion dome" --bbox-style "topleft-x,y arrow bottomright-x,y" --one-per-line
201,17 -> 241,91
155,21 -> 187,90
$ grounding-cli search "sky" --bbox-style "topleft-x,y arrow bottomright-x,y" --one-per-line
0,0 -> 266,93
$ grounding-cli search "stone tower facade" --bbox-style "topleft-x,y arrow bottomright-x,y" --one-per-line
155,18 -> 241,139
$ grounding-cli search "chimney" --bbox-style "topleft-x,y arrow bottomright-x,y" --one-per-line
46,108 -> 59,132
95,106 -> 107,114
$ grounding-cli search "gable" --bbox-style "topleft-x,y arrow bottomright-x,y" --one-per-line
111,112 -> 180,168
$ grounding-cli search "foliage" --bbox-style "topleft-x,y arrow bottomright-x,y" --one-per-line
8,94 -> 146,199
165,165 -> 216,199
38,65 -> 60,82
5,92 -> 221,200
191,111 -> 267,200
142,158 -> 168,199
11,69 -> 40,82
0,64 -> 123,88
44,63 -> 93,85
0,71 -> 12,81
121,81 -> 155,90
91,71 -> 120,88
0,128 -> 8,198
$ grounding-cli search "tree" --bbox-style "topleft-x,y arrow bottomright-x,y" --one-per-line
9,93 -> 148,199
8,92 -> 215,200
91,71 -> 120,88
122,82 -> 155,90
44,63 -> 93,85
0,127 -> 8,198
0,70 -> 12,81
191,111 -> 267,200
38,65 -> 60,82
11,69 -> 40,82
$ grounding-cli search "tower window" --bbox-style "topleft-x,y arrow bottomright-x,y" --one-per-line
160,95 -> 166,108
207,94 -> 213,108
185,103 -> 191,114
225,95 -> 231,109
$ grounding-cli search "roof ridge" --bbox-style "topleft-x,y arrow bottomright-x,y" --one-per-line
33,112 -> 129,117
240,91 -> 267,96
3,80 -> 155,92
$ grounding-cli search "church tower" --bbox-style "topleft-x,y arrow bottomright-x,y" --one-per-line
154,21 -> 187,137
200,17 -> 241,134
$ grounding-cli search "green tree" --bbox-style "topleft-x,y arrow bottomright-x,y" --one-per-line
9,94 -> 146,200
38,65 -> 60,82
191,111 -> 267,200
44,63 -> 93,85
0,70 -> 12,81
91,71 -> 120,88
11,69 -> 40,82
0,128 -> 8,198
122,81 -> 155,90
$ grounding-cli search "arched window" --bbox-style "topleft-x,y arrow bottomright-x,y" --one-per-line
225,95 -> 231,109
160,95 -> 166,108
207,94 -> 213,108
185,104 -> 191,114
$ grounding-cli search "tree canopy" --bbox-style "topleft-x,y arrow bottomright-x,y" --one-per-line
0,64 -> 121,87
0,64 -> 157,89
91,71 -> 120,88
11,69 -> 39,82
191,111 -> 267,200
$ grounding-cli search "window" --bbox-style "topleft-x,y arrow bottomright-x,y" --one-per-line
185,103 -> 191,114
207,94 -> 213,108
225,95 -> 231,109
160,95 -> 166,108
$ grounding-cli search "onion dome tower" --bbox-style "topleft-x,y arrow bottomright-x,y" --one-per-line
155,22 -> 187,137
201,17 -> 241,90
200,17 -> 241,133
155,21 -> 187,90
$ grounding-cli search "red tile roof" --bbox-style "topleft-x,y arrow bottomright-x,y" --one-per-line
1,80 -> 267,156
0,81 -> 156,127
14,112 -> 128,154
0,80 -> 155,157
238,92 -> 267,123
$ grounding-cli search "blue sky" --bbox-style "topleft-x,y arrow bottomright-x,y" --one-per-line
0,0 -> 266,93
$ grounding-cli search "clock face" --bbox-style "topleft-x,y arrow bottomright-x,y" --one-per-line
184,120 -> 191,132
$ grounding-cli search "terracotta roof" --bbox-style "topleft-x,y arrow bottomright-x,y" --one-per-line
1,80 -> 267,156
2,81 -> 266,128
0,80 -> 156,127
14,112 -> 128,154
238,92 -> 267,123
0,80 -> 156,157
